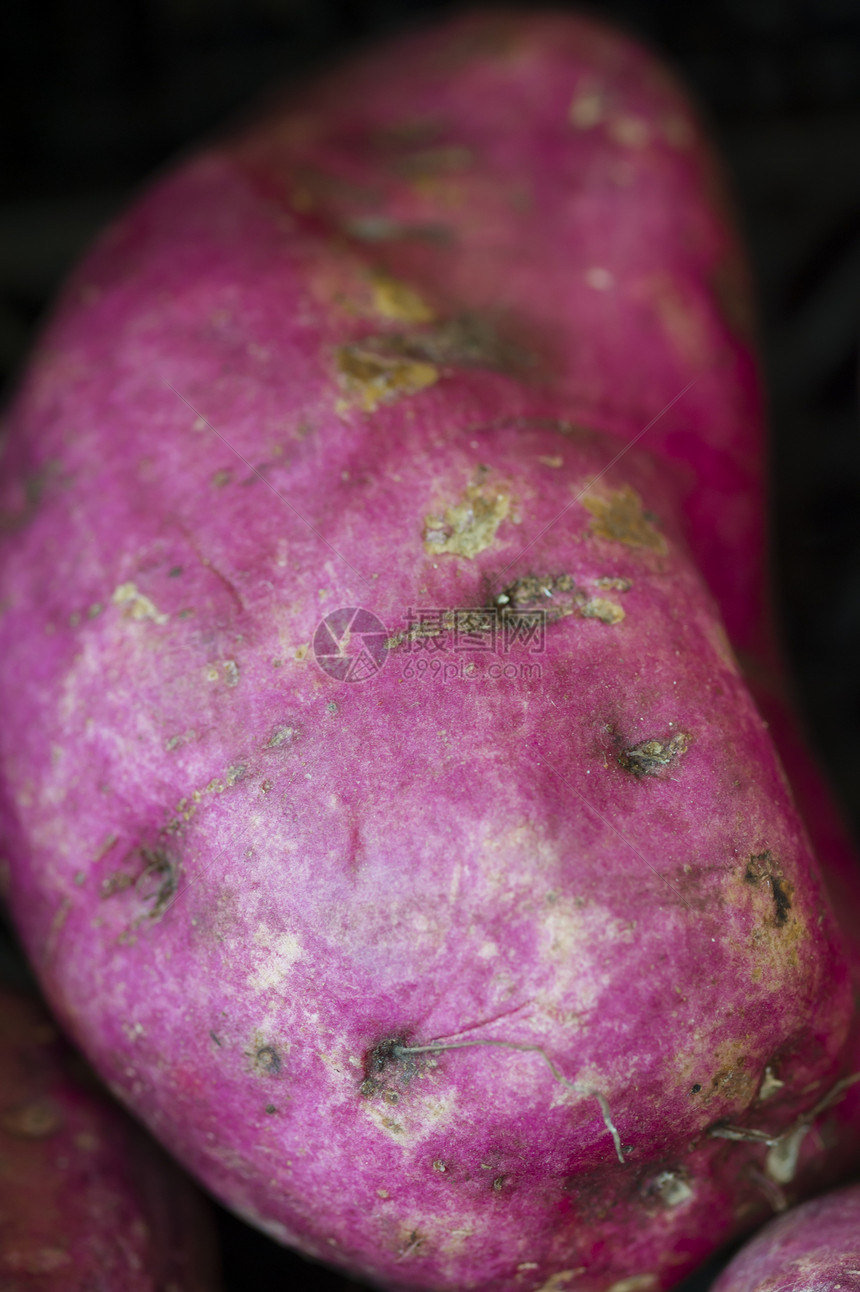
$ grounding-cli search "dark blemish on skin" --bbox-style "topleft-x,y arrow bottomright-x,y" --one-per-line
690,1084 -> 702,1094
745,851 -> 772,883
134,848 -> 178,919
253,1045 -> 281,1077
771,876 -> 791,926
339,314 -> 530,401
210,1031 -> 222,1047
396,314 -> 530,372
745,851 -> 792,926
168,566 -> 183,577
399,1231 -> 423,1258
359,1035 -> 418,1097
265,1104 -> 277,1114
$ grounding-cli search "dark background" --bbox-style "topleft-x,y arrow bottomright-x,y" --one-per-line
2,0 -> 860,1287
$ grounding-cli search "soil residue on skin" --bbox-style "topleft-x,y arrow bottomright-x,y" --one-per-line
583,485 -> 667,554
385,570 -> 626,651
708,1058 -> 755,1103
687,1051 -> 757,1109
496,573 -> 578,620
267,724 -> 299,749
495,574 -> 625,625
617,732 -> 690,777
744,851 -> 793,927
369,272 -> 436,323
112,581 -> 168,625
424,476 -> 511,558
335,343 -> 438,412
336,312 -> 530,412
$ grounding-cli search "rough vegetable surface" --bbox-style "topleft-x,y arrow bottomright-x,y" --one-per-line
0,985 -> 219,1289
711,1184 -> 860,1292
1,10 -> 859,1292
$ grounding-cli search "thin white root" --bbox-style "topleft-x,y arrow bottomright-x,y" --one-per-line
593,1090 -> 625,1164
395,1038 -> 627,1164
709,1071 -> 860,1182
745,1164 -> 788,1214
765,1124 -> 810,1185
709,1126 -> 779,1146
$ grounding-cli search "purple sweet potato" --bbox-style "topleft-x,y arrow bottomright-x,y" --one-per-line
0,984 -> 219,1289
1,9 -> 859,1292
711,1184 -> 860,1292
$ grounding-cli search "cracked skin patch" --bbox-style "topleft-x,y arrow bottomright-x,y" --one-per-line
335,344 -> 438,412
582,484 -> 667,554
496,575 -> 624,626
424,480 -> 511,558
744,851 -> 793,928
369,273 -> 436,323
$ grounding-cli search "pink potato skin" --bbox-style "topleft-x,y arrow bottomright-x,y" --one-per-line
0,985 -> 220,1289
1,9 -> 859,1292
710,1184 -> 860,1292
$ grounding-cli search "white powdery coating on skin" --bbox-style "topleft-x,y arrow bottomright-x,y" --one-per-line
247,926 -> 303,992
362,1086 -> 460,1147
531,899 -> 635,1027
